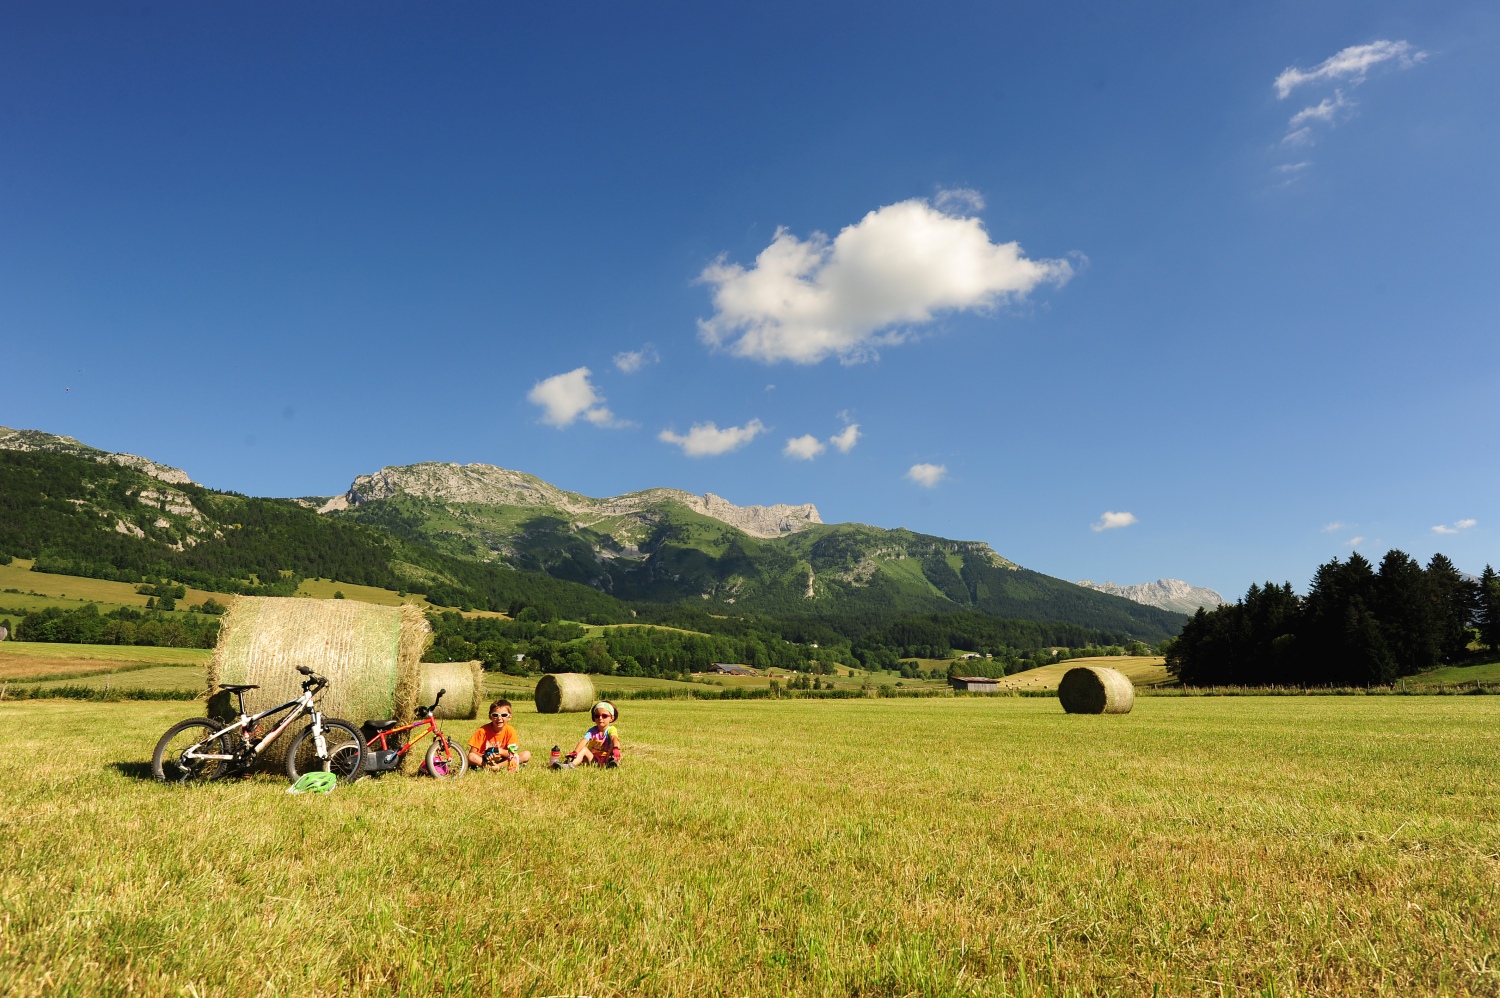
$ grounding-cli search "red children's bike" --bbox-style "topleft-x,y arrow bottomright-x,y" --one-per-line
346,689 -> 469,779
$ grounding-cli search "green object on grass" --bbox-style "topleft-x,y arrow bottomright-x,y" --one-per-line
287,772 -> 338,794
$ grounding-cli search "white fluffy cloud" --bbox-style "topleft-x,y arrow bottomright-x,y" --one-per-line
1091,511 -> 1138,532
783,434 -> 826,461
697,197 -> 1074,365
906,463 -> 947,488
527,367 -> 618,428
1432,519 -> 1477,535
659,419 -> 765,457
1321,521 -> 1350,533
1274,40 -> 1425,99
613,346 -> 658,374
829,423 -> 860,453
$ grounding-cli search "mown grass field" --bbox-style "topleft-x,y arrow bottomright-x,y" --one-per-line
0,558 -> 230,610
993,657 -> 1172,691
1,696 -> 1496,996
0,640 -> 212,681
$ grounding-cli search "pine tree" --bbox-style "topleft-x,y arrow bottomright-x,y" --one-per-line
1424,553 -> 1474,663
1478,565 -> 1500,652
1374,549 -> 1438,676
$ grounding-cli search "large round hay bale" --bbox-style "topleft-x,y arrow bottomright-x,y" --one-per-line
420,660 -> 483,719
206,597 -> 430,768
534,672 -> 595,713
1058,666 -> 1135,714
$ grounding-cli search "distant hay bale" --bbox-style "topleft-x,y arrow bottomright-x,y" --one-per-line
1058,666 -> 1135,714
420,660 -> 483,719
535,673 -> 595,713
206,597 -> 432,768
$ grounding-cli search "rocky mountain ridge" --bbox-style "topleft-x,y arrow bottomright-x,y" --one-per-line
1075,578 -> 1226,615
320,461 -> 822,539
0,426 -> 193,485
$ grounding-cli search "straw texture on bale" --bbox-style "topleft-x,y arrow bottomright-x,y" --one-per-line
419,660 -> 483,719
535,672 -> 595,713
206,597 -> 431,767
1058,666 -> 1135,714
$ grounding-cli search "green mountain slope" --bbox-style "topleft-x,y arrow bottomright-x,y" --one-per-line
0,431 -> 1185,642
328,462 -> 1185,640
0,449 -> 627,622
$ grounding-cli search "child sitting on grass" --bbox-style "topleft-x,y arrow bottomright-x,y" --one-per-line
467,699 -> 532,771
554,701 -> 621,768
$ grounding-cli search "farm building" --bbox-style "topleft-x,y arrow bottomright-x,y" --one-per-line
949,675 -> 1000,692
709,663 -> 758,676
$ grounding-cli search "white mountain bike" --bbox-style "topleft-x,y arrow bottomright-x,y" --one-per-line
151,666 -> 365,785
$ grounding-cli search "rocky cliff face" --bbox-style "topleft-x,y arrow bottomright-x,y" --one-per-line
0,426 -> 193,485
320,461 -> 822,539
1075,578 -> 1226,615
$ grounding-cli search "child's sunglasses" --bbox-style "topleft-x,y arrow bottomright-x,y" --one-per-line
491,711 -> 510,719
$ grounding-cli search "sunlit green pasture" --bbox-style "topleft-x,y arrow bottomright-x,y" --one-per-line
0,696 -> 1496,996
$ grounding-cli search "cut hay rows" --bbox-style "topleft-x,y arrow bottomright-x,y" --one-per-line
206,597 -> 431,767
535,672 -> 595,713
419,660 -> 482,719
1058,665 -> 1135,714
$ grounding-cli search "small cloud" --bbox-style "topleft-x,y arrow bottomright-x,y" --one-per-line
906,463 -> 947,488
659,419 -> 765,457
1348,536 -> 1365,547
1289,90 -> 1351,130
933,187 -> 986,215
1432,519 -> 1477,535
1321,521 -> 1349,533
783,434 -> 826,461
527,367 -> 620,428
613,346 -> 659,374
1277,162 -> 1313,174
828,423 -> 860,453
765,384 -> 776,391
1274,40 -> 1426,100
1091,511 -> 1138,532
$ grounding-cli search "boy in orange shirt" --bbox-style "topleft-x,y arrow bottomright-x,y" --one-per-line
467,699 -> 532,771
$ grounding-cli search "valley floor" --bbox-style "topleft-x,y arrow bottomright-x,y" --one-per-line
1,696 -> 1496,996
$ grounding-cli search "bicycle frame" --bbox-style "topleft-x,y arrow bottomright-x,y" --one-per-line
365,713 -> 448,760
179,689 -> 322,766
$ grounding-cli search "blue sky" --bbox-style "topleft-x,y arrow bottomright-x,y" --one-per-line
2,1 -> 1496,597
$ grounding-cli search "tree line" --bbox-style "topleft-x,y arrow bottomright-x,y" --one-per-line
1167,550 -> 1500,686
10,603 -> 221,648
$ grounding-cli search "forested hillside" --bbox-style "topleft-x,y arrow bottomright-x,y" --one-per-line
0,450 -> 628,622
0,443 -> 1184,646
331,472 -> 1185,641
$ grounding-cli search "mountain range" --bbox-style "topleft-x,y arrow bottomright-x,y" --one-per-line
0,427 -> 1188,641
1074,578 -> 1227,615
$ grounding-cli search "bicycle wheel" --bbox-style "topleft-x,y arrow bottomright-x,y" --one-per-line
425,733 -> 468,779
152,718 -> 233,783
285,718 -> 365,785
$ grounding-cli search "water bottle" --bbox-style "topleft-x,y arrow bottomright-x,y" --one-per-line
550,745 -> 561,767
507,743 -> 520,772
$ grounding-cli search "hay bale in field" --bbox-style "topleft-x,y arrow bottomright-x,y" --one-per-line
206,597 -> 431,768
1058,666 -> 1135,714
419,660 -> 483,719
535,672 -> 594,713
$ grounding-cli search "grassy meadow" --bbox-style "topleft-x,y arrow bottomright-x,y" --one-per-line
0,558 -> 231,610
1,695 -> 1497,997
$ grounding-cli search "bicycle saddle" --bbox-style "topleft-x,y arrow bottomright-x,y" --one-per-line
218,683 -> 260,692
363,719 -> 401,732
